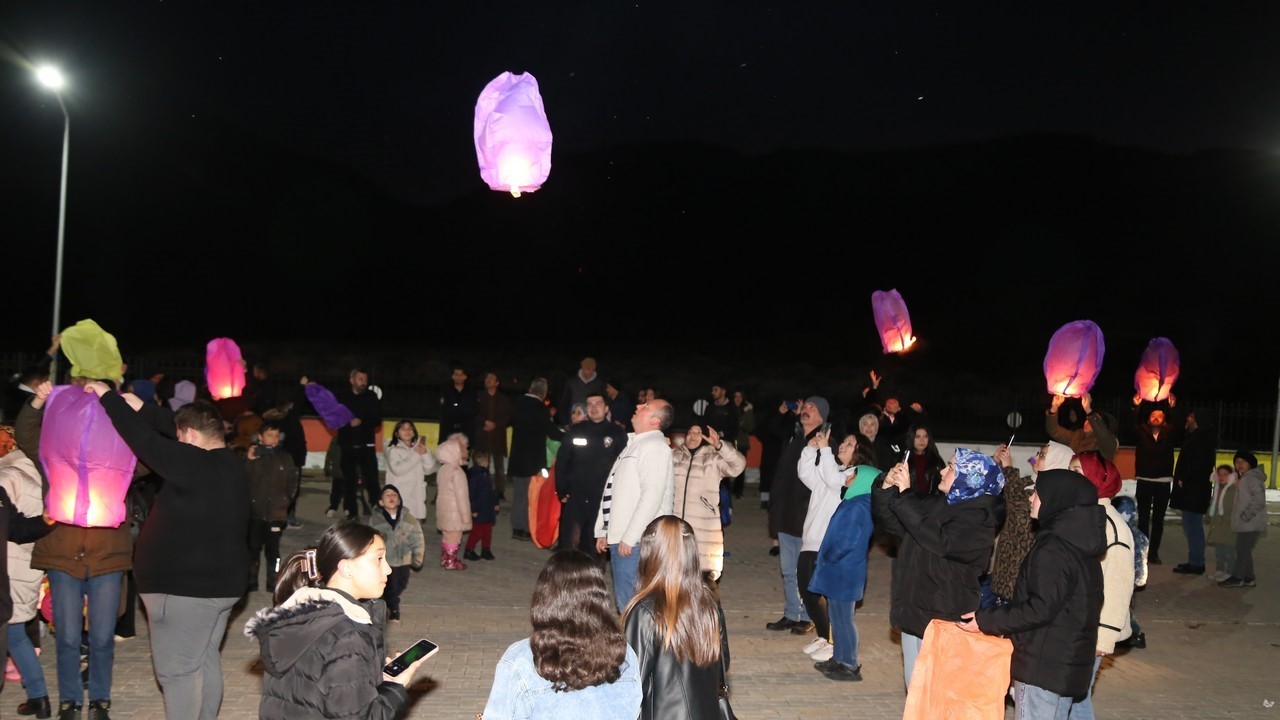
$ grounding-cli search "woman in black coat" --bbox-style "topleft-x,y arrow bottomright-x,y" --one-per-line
962,469 -> 1106,718
874,447 -> 1006,691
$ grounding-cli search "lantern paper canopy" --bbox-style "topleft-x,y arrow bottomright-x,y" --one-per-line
169,380 -> 197,412
38,385 -> 137,528
474,71 -> 553,197
1043,320 -> 1106,397
205,338 -> 246,401
60,319 -> 124,382
871,289 -> 917,354
1134,337 -> 1180,403
305,383 -> 355,431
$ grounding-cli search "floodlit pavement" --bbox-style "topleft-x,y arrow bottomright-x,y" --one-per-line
3,471 -> 1276,719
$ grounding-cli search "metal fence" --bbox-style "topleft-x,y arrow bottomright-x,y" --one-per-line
6,350 -> 1274,453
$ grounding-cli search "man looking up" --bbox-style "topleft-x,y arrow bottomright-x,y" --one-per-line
765,396 -> 829,635
595,399 -> 675,611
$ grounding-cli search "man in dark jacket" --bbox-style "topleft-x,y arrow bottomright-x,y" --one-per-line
90,381 -> 250,720
963,469 -> 1106,713
554,392 -> 627,557
763,396 -> 827,634
333,368 -> 382,520
439,366 -> 478,449
1170,407 -> 1217,574
1129,398 -> 1183,564
507,377 -> 560,541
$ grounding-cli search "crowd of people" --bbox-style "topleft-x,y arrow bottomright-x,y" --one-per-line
0,347 -> 1271,719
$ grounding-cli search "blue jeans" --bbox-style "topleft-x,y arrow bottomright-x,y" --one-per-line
827,598 -> 859,668
1069,654 -> 1104,719
49,569 -> 123,703
777,533 -> 809,622
1181,511 -> 1205,566
1013,680 -> 1072,719
901,632 -> 921,690
608,544 -> 640,612
8,621 -> 48,698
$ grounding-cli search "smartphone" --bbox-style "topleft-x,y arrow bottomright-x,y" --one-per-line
820,421 -> 832,434
784,400 -> 800,412
902,449 -> 911,465
384,638 -> 439,677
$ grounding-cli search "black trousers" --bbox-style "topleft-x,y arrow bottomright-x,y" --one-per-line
558,495 -> 604,559
248,519 -> 287,586
382,565 -> 411,613
797,550 -> 829,640
341,445 -> 381,516
1135,479 -> 1171,554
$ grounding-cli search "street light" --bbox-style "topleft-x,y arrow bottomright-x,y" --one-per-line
36,65 -> 69,382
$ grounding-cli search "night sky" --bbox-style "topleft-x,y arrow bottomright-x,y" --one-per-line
2,3 -> 1278,401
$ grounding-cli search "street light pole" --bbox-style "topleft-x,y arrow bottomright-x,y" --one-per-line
37,66 -> 69,383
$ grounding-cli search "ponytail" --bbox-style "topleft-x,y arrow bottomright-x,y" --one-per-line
273,548 -> 320,606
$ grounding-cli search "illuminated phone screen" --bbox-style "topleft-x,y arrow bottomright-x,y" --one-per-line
401,640 -> 437,664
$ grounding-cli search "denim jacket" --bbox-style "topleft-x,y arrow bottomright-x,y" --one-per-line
482,638 -> 641,720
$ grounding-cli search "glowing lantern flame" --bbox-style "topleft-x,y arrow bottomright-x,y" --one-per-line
474,71 -> 553,197
205,337 -> 246,400
38,386 -> 136,527
1043,320 -> 1105,397
1134,337 -> 1180,403
871,289 -> 917,354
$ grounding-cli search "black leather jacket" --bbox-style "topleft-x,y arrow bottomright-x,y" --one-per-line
625,599 -> 730,720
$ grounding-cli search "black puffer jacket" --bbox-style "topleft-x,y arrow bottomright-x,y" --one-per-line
245,588 -> 409,720
873,485 -> 1005,638
625,599 -> 729,720
976,469 -> 1106,701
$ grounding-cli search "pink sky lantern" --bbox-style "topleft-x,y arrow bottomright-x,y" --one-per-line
38,386 -> 137,527
1134,337 -> 1180,403
871,289 -> 917,354
205,337 -> 246,400
474,71 -> 553,198
1043,320 -> 1106,397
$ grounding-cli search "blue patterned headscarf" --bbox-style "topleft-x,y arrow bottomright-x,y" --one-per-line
946,447 -> 1006,505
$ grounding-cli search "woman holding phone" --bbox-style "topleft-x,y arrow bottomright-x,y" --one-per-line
246,521 -> 427,719
482,550 -> 642,720
383,419 -> 439,524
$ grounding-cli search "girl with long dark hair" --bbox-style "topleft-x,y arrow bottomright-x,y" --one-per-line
622,515 -> 730,720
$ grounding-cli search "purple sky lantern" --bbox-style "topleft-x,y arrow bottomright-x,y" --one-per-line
1134,337 -> 1180,402
39,386 -> 137,527
305,382 -> 355,431
1043,320 -> 1105,397
871,289 -> 917,354
474,71 -> 553,197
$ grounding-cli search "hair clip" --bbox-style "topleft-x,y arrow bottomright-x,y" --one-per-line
303,549 -> 319,580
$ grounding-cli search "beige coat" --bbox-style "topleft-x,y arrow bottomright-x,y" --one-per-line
1098,500 -> 1135,654
433,439 -> 472,533
0,449 -> 46,623
672,441 -> 746,579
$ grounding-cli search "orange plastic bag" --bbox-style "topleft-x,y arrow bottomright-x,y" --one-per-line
902,619 -> 1013,720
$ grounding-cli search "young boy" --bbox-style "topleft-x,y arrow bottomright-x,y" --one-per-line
1205,464 -> 1237,582
370,484 -> 425,622
245,421 -> 300,592
464,451 -> 500,561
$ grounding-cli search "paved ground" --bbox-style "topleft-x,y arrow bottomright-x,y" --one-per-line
3,472 -> 1276,719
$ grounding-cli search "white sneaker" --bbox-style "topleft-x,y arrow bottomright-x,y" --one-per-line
324,508 -> 336,518
810,641 -> 834,662
803,638 -> 831,657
